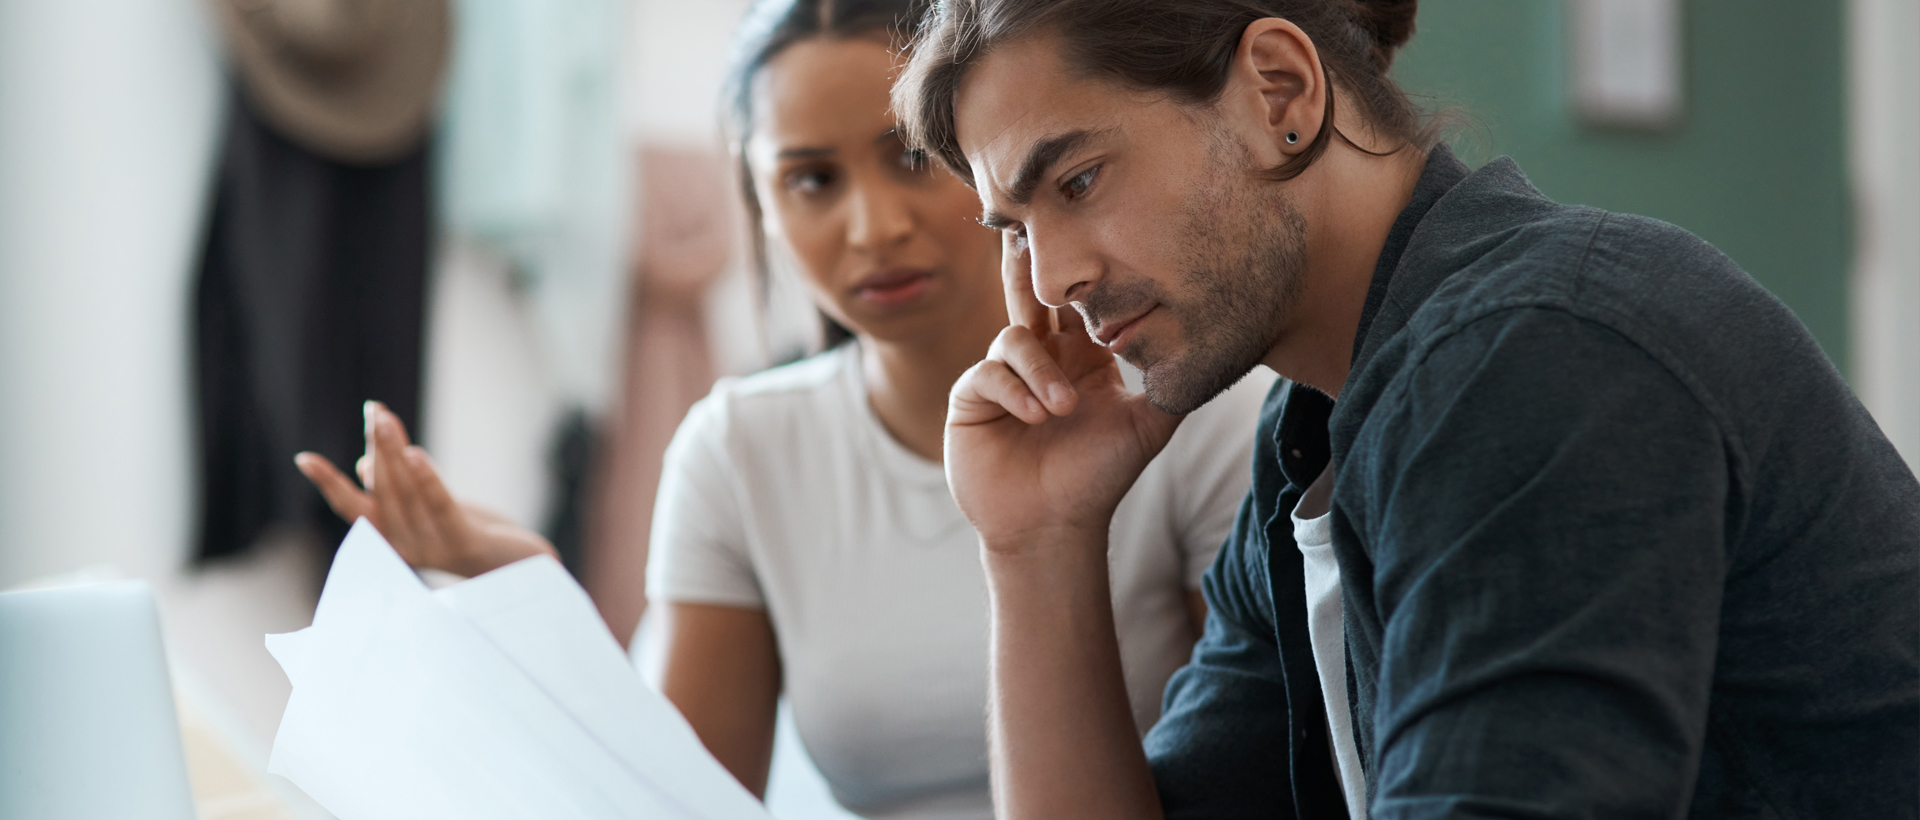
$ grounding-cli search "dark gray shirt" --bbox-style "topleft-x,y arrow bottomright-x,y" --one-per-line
1145,146 -> 1920,819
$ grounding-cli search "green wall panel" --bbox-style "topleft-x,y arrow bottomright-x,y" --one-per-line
1391,0 -> 1851,370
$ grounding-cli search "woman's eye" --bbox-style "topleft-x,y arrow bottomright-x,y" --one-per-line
897,147 -> 930,172
786,169 -> 834,195
1063,167 -> 1099,200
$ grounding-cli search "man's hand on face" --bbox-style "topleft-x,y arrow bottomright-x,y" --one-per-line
944,232 -> 1184,550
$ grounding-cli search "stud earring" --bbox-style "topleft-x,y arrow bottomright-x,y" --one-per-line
1286,131 -> 1300,145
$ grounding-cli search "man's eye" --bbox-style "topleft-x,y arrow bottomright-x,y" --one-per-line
1063,167 -> 1099,200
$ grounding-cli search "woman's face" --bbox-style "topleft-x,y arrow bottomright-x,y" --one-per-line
745,36 -> 1002,344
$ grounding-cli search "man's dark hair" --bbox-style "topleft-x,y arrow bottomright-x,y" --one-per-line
894,0 -> 1429,182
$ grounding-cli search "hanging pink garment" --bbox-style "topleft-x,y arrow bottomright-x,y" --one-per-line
586,144 -> 737,646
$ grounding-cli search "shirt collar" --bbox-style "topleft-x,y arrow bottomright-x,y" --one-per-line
1271,144 -> 1469,490
1349,144 -> 1470,370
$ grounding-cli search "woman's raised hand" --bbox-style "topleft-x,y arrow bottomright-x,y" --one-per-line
942,233 -> 1183,552
294,401 -> 557,578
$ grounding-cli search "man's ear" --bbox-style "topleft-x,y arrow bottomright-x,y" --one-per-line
1217,18 -> 1327,168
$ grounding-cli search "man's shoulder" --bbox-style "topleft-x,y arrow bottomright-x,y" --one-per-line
1392,198 -> 1806,424
1341,187 -> 1870,529
1392,156 -> 1768,348
1340,159 -> 1836,474
1408,202 -> 1746,337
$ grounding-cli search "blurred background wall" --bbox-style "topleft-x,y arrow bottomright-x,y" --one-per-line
1847,0 -> 1920,464
1396,0 -> 1852,366
0,0 -> 219,593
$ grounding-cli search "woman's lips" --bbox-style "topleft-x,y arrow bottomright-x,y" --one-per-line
852,269 -> 935,307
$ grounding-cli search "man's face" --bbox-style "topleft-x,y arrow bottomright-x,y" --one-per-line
957,35 -> 1308,414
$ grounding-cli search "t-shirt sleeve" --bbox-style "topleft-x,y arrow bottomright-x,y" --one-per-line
1168,370 -> 1273,587
645,391 -> 766,609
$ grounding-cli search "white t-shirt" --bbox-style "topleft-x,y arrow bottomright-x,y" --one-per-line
1292,468 -> 1366,819
648,344 -> 1272,820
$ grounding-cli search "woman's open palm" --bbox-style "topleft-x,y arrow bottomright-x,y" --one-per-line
295,402 -> 556,578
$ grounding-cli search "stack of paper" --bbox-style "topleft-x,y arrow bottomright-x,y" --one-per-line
266,520 -> 774,820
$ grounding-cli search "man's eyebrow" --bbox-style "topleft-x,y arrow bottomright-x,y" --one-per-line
1007,128 -> 1103,207
978,128 -> 1109,231
980,210 -> 1016,231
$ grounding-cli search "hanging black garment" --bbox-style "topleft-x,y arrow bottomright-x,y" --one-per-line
194,85 -> 431,561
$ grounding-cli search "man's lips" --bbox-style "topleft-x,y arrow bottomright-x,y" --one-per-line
1093,305 -> 1157,348
851,268 -> 935,306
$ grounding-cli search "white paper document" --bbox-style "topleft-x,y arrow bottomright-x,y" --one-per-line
266,519 -> 774,820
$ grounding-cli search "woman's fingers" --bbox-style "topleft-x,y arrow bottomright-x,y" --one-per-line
991,325 -> 1078,416
368,400 -> 416,445
294,452 -> 375,522
406,447 -> 465,538
358,400 -> 418,491
406,445 -> 477,574
368,405 -> 426,551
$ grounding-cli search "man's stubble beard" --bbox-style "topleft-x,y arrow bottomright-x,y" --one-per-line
1110,134 -> 1309,415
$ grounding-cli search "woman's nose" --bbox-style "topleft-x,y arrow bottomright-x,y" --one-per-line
846,179 -> 913,252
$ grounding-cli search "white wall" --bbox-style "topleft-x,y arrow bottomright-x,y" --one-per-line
627,0 -> 756,144
1850,0 -> 1920,465
0,0 -> 329,771
420,241 -> 568,529
0,0 -> 220,587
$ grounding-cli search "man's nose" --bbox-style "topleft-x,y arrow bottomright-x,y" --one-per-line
1027,228 -> 1097,308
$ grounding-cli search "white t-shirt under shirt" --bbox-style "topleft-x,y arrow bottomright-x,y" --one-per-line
648,344 -> 1272,820
1292,467 -> 1366,819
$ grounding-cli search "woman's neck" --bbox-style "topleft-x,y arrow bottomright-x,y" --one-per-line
860,310 -> 1004,463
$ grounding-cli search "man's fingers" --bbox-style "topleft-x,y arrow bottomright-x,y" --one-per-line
951,359 -> 1052,426
1002,232 -> 1053,332
990,325 -> 1078,416
1001,234 -> 1105,374
294,452 -> 374,522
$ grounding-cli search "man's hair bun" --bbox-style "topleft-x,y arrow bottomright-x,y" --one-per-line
1347,0 -> 1418,70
